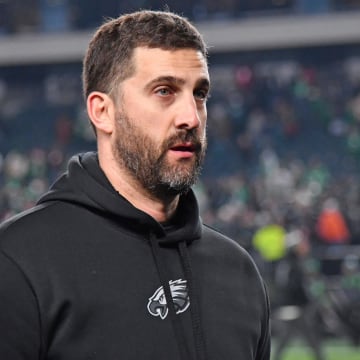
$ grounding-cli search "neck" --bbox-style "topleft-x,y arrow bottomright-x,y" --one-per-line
99,152 -> 179,223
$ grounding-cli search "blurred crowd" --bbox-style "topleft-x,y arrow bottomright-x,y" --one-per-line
201,53 -> 360,250
1,0 -> 360,35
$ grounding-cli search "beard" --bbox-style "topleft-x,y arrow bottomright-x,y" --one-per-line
112,109 -> 207,198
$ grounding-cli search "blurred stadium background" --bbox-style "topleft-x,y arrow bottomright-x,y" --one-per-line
1,1 -> 360,359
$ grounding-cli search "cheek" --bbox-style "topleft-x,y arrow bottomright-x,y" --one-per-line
141,123 -> 168,149
129,110 -> 163,138
142,114 -> 172,140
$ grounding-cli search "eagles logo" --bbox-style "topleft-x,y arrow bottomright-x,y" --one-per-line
147,279 -> 190,320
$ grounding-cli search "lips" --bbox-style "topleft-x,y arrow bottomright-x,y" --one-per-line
170,142 -> 196,152
167,142 -> 199,160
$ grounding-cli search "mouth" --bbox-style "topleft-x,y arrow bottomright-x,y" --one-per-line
170,142 -> 196,152
168,142 -> 198,159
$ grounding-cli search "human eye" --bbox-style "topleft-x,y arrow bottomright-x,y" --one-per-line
155,87 -> 173,97
194,88 -> 210,102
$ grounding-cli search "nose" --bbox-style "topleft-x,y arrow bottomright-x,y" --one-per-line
174,95 -> 202,130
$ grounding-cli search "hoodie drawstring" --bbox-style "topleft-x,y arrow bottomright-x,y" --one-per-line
178,241 -> 207,360
149,234 -> 192,360
149,234 -> 207,360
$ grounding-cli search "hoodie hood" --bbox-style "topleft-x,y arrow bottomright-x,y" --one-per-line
38,152 -> 202,246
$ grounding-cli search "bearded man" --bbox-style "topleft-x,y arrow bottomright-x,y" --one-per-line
0,10 -> 270,360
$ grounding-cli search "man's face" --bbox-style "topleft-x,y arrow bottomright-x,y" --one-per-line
111,47 -> 210,197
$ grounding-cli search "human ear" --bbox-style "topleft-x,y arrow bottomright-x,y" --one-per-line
86,91 -> 115,134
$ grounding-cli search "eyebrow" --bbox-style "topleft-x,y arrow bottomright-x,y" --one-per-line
144,76 -> 210,92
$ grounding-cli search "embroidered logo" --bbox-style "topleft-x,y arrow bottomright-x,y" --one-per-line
147,279 -> 190,320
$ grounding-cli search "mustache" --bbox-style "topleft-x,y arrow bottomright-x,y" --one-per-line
164,130 -> 204,152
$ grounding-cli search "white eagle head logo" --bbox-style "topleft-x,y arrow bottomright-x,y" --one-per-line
147,279 -> 190,320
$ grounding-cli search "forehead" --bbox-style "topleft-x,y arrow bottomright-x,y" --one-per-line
130,47 -> 209,82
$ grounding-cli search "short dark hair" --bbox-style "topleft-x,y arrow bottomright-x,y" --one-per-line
82,10 -> 208,101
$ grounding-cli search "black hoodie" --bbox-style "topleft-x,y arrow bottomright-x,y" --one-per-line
0,152 -> 270,360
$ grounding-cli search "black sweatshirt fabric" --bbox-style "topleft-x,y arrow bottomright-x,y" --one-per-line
0,152 -> 271,360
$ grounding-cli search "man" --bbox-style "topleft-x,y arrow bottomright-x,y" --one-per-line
272,236 -> 325,360
0,10 -> 270,360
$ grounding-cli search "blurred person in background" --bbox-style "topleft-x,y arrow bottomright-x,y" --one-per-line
272,232 -> 326,360
0,10 -> 270,360
328,254 -> 360,346
252,213 -> 287,300
315,197 -> 350,246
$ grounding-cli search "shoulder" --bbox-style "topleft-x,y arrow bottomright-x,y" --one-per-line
0,202 -> 63,260
0,203 -> 55,239
202,223 -> 254,259
200,223 -> 264,282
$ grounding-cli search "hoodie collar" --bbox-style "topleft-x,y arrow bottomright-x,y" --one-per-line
38,152 -> 202,246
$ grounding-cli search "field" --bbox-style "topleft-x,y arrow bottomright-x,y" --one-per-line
271,338 -> 360,360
